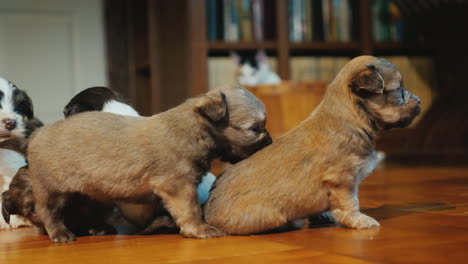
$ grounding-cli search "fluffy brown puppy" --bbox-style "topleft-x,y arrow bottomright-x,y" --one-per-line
28,86 -> 271,242
204,56 -> 421,234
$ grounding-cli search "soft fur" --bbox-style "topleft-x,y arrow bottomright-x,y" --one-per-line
63,86 -> 139,117
204,56 -> 421,234
2,87 -> 223,235
0,77 -> 41,229
2,87 -> 130,233
27,86 -> 271,242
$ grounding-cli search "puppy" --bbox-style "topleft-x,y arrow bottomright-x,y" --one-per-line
2,87 -> 129,233
2,87 -> 221,234
27,86 -> 271,242
0,77 -> 41,229
204,56 -> 421,234
63,86 -> 139,117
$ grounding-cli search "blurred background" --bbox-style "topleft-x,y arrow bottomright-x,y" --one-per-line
0,0 -> 466,165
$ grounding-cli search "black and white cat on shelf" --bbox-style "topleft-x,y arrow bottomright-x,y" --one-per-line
231,50 -> 281,86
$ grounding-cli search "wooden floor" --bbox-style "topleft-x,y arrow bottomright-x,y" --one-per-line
1,165 -> 467,263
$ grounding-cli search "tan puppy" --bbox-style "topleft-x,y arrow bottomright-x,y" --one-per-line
204,56 -> 421,234
28,86 -> 272,242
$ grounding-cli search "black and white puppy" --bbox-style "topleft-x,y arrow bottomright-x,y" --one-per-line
64,86 -> 139,117
0,77 -> 41,229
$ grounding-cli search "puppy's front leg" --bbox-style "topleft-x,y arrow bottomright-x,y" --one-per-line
153,179 -> 224,238
327,184 -> 379,229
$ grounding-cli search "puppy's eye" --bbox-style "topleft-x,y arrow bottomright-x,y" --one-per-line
400,89 -> 406,102
249,125 -> 261,133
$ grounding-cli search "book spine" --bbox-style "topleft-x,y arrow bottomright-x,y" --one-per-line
207,0 -> 217,41
252,0 -> 264,41
312,0 -> 324,40
288,0 -> 294,41
322,0 -> 330,41
332,0 -> 340,41
291,0 -> 303,42
389,1 -> 403,41
340,0 -> 351,42
223,0 -> 232,41
216,0 -> 224,40
263,0 -> 275,40
236,0 -> 253,41
304,0 -> 313,41
372,0 -> 381,41
231,0 -> 240,41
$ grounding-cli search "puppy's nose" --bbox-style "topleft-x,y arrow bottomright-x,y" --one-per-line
413,95 -> 421,104
3,119 -> 16,131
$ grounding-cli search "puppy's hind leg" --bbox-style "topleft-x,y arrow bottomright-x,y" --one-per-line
153,178 -> 224,239
34,184 -> 76,242
327,183 -> 379,229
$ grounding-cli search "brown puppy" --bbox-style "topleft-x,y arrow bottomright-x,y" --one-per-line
2,166 -> 115,236
28,86 -> 271,242
204,56 -> 421,234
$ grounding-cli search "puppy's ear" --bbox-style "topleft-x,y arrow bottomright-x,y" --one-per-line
196,91 -> 227,122
13,89 -> 34,120
351,65 -> 385,94
1,191 -> 16,224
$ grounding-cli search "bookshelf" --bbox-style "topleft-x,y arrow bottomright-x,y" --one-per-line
105,0 -> 430,110
105,0 -> 468,164
200,0 -> 428,91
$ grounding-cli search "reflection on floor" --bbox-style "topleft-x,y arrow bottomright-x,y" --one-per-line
1,166 -> 467,263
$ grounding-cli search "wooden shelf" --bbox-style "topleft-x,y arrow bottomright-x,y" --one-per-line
372,42 -> 430,55
373,42 -> 422,49
208,41 -> 277,51
106,0 -> 428,115
289,41 -> 361,51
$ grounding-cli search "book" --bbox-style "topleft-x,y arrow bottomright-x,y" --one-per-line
322,0 -> 331,41
289,0 -> 303,42
389,1 -> 403,41
251,0 -> 264,41
291,56 -> 350,82
237,0 -> 253,41
223,0 -> 240,41
338,0 -> 352,42
208,57 -> 238,91
312,0 -> 324,40
216,0 -> 225,40
332,0 -> 340,41
304,0 -> 313,41
373,0 -> 392,42
263,0 -> 275,40
207,0 -> 218,41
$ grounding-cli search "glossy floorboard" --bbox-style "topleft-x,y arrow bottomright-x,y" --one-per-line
1,166 -> 467,263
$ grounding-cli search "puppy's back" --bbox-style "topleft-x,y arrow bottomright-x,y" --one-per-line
204,127 -> 329,234
27,112 -> 149,193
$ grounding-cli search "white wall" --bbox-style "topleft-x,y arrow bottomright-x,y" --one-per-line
0,0 -> 107,124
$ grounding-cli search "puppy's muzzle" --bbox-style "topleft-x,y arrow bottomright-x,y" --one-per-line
253,132 -> 273,151
2,119 -> 17,131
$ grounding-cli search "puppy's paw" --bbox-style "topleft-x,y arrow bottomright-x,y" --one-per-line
180,223 -> 225,239
88,224 -> 117,236
50,229 -> 76,243
349,213 -> 380,229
